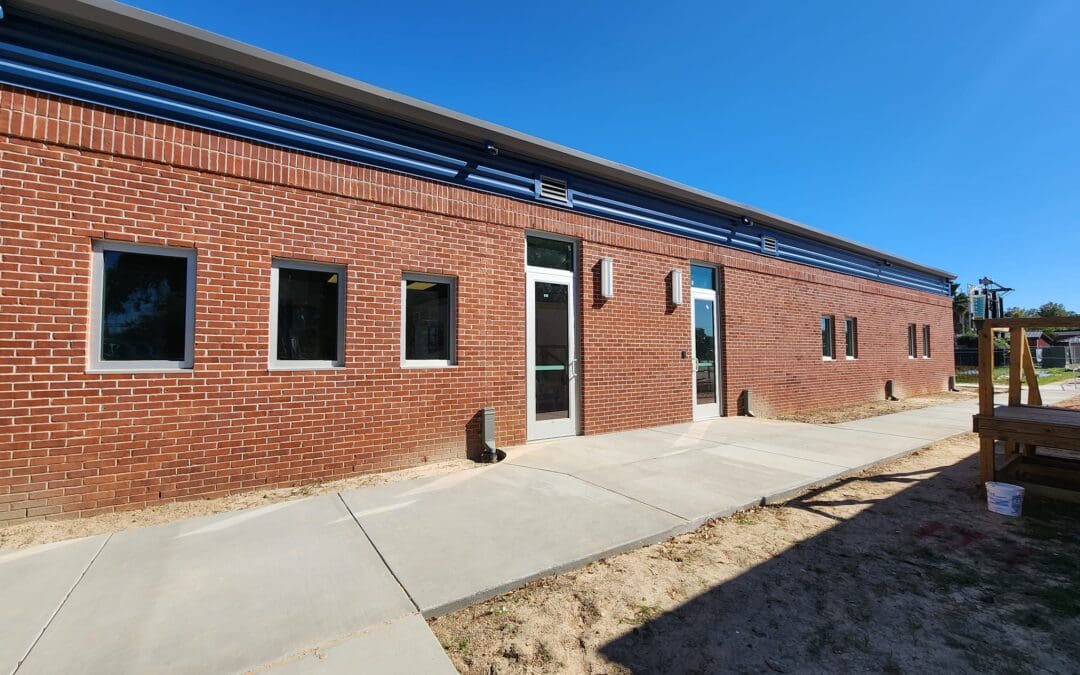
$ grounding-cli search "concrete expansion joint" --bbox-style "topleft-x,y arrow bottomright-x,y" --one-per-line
14,533 -> 112,674
336,492 -> 420,613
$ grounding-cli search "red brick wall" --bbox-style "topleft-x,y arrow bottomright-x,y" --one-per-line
720,266 -> 953,417
0,86 -> 954,521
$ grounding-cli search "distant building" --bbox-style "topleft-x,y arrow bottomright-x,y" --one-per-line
1027,330 -> 1052,350
1053,331 -> 1080,347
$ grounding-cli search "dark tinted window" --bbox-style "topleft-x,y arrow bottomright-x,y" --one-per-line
526,236 -> 574,271
101,250 -> 188,361
845,318 -> 858,358
821,316 -> 834,358
405,278 -> 452,361
690,265 -> 715,290
276,267 -> 341,361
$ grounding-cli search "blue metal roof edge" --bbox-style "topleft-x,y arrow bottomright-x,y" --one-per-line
0,6 -> 953,296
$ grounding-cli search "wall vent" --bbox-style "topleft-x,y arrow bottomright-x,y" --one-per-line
762,235 -> 778,255
538,176 -> 569,204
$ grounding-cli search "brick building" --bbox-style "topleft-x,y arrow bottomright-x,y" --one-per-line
0,0 -> 955,521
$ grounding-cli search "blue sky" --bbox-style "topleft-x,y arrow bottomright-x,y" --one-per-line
126,0 -> 1080,310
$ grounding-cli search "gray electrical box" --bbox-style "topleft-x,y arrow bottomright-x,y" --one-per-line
482,407 -> 497,462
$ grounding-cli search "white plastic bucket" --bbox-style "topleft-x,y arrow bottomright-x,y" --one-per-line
986,481 -> 1025,517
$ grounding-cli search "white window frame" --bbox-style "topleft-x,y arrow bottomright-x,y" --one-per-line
908,323 -> 917,359
269,259 -> 346,370
89,240 -> 196,372
401,273 -> 457,368
844,317 -> 858,360
821,315 -> 835,360
922,324 -> 931,359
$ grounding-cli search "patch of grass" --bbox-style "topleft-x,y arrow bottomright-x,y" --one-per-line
630,602 -> 662,625
955,367 -> 1074,385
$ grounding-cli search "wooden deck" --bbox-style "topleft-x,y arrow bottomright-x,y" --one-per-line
974,318 -> 1080,496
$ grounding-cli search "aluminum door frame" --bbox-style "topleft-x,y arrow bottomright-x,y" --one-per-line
526,267 -> 579,440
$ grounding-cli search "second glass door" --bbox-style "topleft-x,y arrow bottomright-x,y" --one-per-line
527,270 -> 578,439
692,286 -> 720,420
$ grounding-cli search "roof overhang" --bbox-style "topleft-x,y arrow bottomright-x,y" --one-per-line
5,0 -> 955,280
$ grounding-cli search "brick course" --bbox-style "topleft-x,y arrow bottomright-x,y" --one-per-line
0,85 -> 954,521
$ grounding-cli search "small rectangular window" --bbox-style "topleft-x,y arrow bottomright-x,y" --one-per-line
908,324 -> 917,358
270,260 -> 345,368
690,264 -> 716,290
90,240 -> 195,371
402,274 -> 456,367
526,235 -> 574,271
821,316 -> 835,359
845,317 -> 858,359
923,325 -> 931,358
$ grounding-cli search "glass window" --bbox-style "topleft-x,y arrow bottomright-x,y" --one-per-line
535,282 -> 570,419
271,261 -> 345,367
845,317 -> 858,359
690,264 -> 716,290
91,241 -> 195,370
923,325 -> 931,358
403,274 -> 456,365
526,236 -> 574,271
822,316 -> 835,359
694,297 -> 718,404
908,324 -> 917,357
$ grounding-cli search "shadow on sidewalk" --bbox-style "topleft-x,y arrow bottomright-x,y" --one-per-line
599,452 -> 1080,673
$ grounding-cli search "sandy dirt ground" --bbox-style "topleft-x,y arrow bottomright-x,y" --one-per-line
0,458 -> 475,551
430,432 -> 1080,674
1057,392 -> 1080,410
776,390 -> 977,424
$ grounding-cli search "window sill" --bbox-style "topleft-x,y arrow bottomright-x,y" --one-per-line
822,356 -> 835,361
402,362 -> 457,369
268,363 -> 345,371
86,367 -> 194,375
846,356 -> 857,360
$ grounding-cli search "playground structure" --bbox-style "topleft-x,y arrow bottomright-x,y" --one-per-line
973,318 -> 1080,499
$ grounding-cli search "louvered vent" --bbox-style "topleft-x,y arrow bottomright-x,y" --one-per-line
538,176 -> 569,204
762,235 -> 778,255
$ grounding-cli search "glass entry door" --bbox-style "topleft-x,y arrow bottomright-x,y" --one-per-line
691,283 -> 721,420
526,269 -> 578,440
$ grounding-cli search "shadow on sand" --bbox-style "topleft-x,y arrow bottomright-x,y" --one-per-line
599,451 -> 1080,673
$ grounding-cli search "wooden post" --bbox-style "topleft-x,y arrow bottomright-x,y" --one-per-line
1021,338 -> 1043,406
979,323 -> 995,417
978,322 -> 996,484
1009,326 -> 1023,407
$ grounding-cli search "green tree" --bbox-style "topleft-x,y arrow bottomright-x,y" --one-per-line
1036,302 -> 1071,317
1016,302 -> 1076,340
1006,306 -> 1032,318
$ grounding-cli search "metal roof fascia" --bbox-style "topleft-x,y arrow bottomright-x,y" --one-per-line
6,0 -> 956,281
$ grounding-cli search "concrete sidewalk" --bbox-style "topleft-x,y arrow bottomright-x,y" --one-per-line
2,389 -> 1073,674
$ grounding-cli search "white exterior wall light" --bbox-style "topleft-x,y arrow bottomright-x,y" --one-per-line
600,257 -> 614,299
671,268 -> 684,305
